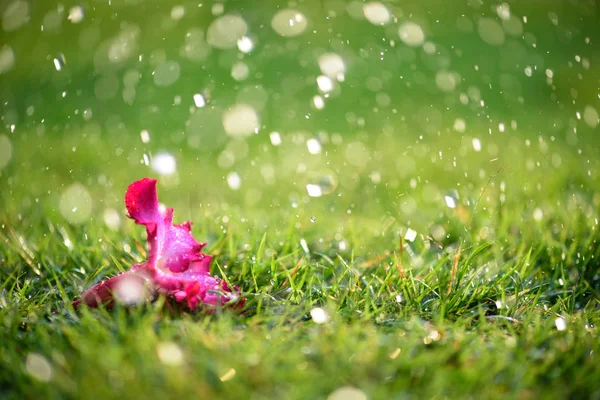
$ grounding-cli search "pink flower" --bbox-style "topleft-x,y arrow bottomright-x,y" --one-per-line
73,178 -> 243,311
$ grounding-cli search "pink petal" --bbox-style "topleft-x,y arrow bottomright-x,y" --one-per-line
125,178 -> 209,275
73,178 -> 243,311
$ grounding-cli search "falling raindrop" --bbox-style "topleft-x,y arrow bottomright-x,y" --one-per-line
227,172 -> 241,190
59,183 -> 93,224
151,153 -> 177,176
222,104 -> 259,138
398,22 -> 425,47
404,228 -> 417,242
363,2 -> 390,25
271,9 -> 308,37
207,15 -> 248,49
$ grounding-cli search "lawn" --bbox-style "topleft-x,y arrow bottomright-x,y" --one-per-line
1,0 -> 599,399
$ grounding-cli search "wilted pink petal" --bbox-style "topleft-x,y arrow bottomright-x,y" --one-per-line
73,178 -> 243,311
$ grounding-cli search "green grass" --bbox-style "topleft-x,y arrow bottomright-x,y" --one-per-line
1,129 -> 599,399
1,0 -> 600,398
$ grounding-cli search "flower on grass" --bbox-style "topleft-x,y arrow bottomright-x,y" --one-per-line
73,178 -> 243,310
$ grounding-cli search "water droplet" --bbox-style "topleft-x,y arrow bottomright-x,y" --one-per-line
193,93 -> 206,108
53,53 -> 66,71
207,15 -> 248,49
103,208 -> 121,230
227,172 -> 241,190
398,22 -> 425,47
310,307 -> 329,324
310,216 -> 316,223
219,368 -> 236,382
140,129 -> 150,143
0,45 -> 15,74
472,138 -> 482,152
237,36 -> 253,53
444,196 -> 457,209
271,9 -> 308,37
153,61 -> 180,87
222,104 -> 259,138
151,153 -> 177,176
313,95 -> 325,110
363,2 -> 390,25
25,353 -> 52,382
533,208 -> 543,222
555,317 -> 567,331
269,131 -> 282,146
478,18 -> 505,46
68,6 -> 84,23
328,387 -> 367,400
316,75 -> 334,92
306,184 -> 323,198
404,228 -> 417,242
59,183 -> 93,224
583,105 -> 599,128
170,5 -> 185,21
114,274 -> 152,306
453,119 -> 466,132
318,53 -> 345,80
306,138 -> 322,154
0,135 -> 13,170
231,62 -> 249,81
157,342 -> 184,366
2,0 -> 29,32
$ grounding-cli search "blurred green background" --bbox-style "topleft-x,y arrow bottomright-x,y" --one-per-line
0,0 -> 599,255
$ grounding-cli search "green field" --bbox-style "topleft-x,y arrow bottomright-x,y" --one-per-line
1,0 -> 599,398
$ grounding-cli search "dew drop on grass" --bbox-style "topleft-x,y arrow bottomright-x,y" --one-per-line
59,183 -> 92,224
25,353 -> 52,382
472,138 -> 482,152
151,153 -> 177,176
310,307 -> 329,324
269,132 -> 282,146
271,9 -> 308,37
